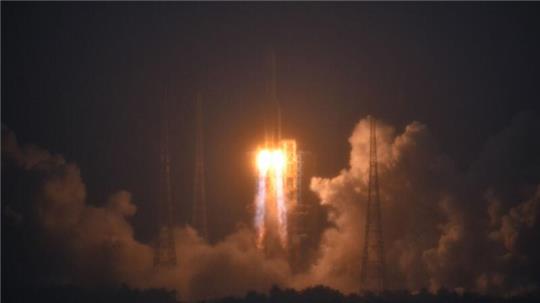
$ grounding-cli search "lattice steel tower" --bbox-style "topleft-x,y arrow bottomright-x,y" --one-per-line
360,116 -> 386,292
192,93 -> 208,239
154,96 -> 177,267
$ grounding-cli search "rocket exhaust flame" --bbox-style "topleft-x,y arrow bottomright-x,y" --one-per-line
275,164 -> 287,247
255,169 -> 267,248
254,145 -> 295,252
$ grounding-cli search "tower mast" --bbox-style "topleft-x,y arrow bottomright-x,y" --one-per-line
360,116 -> 386,292
192,93 -> 208,240
154,90 -> 177,267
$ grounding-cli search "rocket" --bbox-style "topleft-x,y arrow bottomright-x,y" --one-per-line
254,49 -> 300,255
264,49 -> 282,149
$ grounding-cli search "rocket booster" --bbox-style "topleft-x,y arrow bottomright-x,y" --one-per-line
264,50 -> 282,149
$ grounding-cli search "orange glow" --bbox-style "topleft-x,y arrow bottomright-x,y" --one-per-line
254,140 -> 298,253
256,149 -> 286,173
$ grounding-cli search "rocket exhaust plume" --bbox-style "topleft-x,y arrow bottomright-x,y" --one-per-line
255,150 -> 269,248
253,137 -> 300,255
275,155 -> 287,248
254,148 -> 289,250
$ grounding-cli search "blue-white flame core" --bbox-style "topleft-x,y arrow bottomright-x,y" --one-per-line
254,170 -> 267,247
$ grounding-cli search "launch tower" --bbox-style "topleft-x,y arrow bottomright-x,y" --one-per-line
360,116 -> 386,292
154,96 -> 177,267
253,50 -> 313,268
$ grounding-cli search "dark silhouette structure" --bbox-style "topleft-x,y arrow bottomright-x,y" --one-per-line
192,93 -> 208,240
4,284 -> 540,303
2,284 -> 178,303
154,95 -> 177,267
360,116 -> 386,292
288,151 -> 318,273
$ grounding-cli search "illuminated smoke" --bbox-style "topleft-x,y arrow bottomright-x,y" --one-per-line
4,112 -> 539,299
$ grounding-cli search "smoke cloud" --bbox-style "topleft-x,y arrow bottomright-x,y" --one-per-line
305,113 -> 540,295
1,128 -> 289,301
3,112 -> 540,299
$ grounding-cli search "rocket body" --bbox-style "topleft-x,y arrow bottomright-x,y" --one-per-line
264,50 -> 281,149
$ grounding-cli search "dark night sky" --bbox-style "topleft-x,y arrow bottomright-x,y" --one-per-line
2,2 -> 540,243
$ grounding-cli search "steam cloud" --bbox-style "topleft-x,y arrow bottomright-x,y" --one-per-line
1,128 -> 289,300
305,113 -> 540,295
2,112 -> 539,299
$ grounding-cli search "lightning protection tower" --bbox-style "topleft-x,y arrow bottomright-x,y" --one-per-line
192,93 -> 208,240
154,94 -> 177,267
360,116 -> 386,292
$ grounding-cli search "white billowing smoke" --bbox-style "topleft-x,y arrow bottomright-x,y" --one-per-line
2,129 -> 290,301
2,112 -> 540,299
303,118 -> 452,293
304,114 -> 540,295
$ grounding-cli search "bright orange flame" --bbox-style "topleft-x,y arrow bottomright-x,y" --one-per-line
256,149 -> 272,173
256,149 -> 286,173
